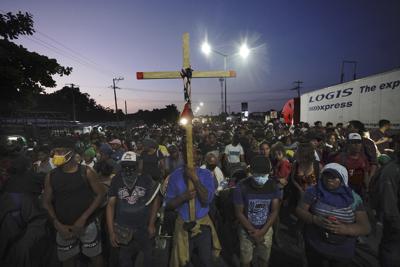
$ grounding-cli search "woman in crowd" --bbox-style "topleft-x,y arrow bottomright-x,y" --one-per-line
296,163 -> 371,267
291,143 -> 321,198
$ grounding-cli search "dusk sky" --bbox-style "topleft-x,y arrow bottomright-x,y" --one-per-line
2,0 -> 400,115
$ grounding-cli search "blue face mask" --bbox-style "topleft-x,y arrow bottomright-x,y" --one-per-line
253,174 -> 269,186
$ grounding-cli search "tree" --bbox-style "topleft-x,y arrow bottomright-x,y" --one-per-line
0,12 -> 72,114
34,86 -> 117,121
126,104 -> 180,124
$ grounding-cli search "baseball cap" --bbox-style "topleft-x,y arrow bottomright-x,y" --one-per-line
250,156 -> 271,174
143,138 -> 158,149
109,139 -> 122,145
121,151 -> 137,162
348,133 -> 362,143
99,143 -> 113,156
120,151 -> 137,167
84,147 -> 96,158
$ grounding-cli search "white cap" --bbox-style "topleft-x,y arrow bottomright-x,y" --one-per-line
121,151 -> 137,162
348,133 -> 362,140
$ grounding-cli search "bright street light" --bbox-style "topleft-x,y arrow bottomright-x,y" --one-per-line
199,102 -> 204,107
239,43 -> 250,58
201,39 -> 252,114
179,117 -> 188,125
201,42 -> 211,55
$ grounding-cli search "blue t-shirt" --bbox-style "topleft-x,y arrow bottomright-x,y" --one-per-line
233,177 -> 282,229
165,167 -> 215,222
109,173 -> 159,229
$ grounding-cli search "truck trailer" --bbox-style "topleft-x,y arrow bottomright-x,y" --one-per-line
298,68 -> 400,129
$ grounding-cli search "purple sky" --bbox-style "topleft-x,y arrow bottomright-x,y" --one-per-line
3,0 -> 400,115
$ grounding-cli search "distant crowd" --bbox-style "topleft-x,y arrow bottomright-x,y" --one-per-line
0,119 -> 399,267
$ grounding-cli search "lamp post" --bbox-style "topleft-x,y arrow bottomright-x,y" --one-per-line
201,41 -> 249,114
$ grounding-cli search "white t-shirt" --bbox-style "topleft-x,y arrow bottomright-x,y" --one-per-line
200,164 -> 225,191
224,144 -> 244,163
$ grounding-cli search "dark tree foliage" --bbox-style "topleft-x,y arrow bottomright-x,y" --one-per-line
34,86 -> 115,121
34,87 -> 180,124
0,11 -> 72,115
126,104 -> 180,124
0,12 -> 35,40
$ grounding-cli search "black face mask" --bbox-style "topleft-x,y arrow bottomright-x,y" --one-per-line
122,165 -> 138,189
206,164 -> 217,171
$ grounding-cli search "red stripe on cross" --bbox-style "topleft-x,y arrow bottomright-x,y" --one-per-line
136,72 -> 144,79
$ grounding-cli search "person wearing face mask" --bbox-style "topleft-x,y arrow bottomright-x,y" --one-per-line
43,137 -> 106,267
106,151 -> 160,267
233,155 -> 282,267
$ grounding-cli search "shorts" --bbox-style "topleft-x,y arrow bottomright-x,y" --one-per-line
238,226 -> 273,265
56,219 -> 102,261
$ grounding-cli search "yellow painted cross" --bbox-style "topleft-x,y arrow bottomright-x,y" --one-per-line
137,32 -> 236,222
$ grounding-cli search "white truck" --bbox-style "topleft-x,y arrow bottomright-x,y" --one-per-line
300,68 -> 400,129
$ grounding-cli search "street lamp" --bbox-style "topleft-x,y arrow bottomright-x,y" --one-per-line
201,41 -> 250,114
201,43 -> 211,55
239,43 -> 250,58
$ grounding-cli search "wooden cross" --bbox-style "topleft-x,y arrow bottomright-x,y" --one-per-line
137,32 -> 236,222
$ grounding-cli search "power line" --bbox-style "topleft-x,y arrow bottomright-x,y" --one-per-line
25,36 -> 114,77
122,96 -> 290,104
80,85 -> 297,96
291,80 -> 303,98
27,36 -> 115,77
37,30 -> 107,69
36,30 -> 117,76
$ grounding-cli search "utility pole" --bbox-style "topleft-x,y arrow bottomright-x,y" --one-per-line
340,60 -> 358,83
219,78 -> 224,114
66,83 -> 78,121
125,100 -> 127,115
292,80 -> 303,98
111,77 -> 124,120
224,56 -> 227,114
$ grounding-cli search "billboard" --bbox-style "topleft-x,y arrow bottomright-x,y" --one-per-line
300,69 -> 400,128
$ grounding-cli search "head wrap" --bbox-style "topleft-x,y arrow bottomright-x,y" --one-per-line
316,163 -> 354,208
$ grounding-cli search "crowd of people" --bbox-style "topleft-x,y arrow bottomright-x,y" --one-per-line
0,118 -> 399,267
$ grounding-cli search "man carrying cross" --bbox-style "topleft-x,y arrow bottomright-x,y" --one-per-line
165,144 -> 220,267
137,33 -> 235,267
